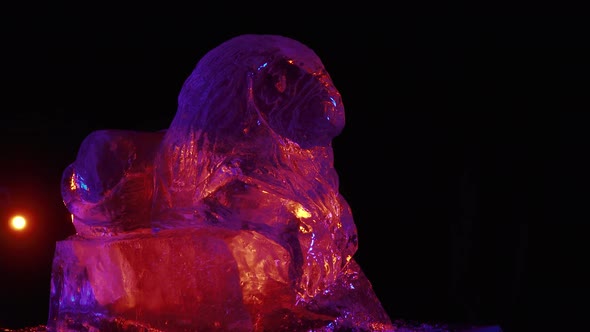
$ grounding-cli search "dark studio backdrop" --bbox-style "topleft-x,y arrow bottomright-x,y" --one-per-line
1,3 -> 589,332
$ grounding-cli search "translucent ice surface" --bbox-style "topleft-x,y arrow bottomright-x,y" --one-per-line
50,34 -> 394,331
62,130 -> 165,236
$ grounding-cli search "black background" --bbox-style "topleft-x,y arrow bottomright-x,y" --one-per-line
1,2 -> 589,332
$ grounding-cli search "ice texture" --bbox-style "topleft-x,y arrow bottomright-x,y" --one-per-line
62,130 -> 165,236
50,34 -> 394,331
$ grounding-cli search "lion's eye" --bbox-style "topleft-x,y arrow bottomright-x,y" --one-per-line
263,70 -> 287,94
264,59 -> 302,94
274,74 -> 286,93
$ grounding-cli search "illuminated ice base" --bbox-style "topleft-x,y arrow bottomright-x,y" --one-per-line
47,226 -> 394,332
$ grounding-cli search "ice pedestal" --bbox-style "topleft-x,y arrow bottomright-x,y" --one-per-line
48,227 -> 392,331
48,34 -> 395,331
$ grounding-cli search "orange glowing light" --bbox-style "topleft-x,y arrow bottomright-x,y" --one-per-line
10,215 -> 27,231
295,206 -> 311,219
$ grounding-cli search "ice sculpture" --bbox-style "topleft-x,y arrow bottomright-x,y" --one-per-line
48,34 -> 394,331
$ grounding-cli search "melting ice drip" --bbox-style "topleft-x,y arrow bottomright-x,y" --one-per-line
49,34 -> 394,331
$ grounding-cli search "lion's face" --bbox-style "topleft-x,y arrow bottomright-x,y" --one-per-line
252,56 -> 345,149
